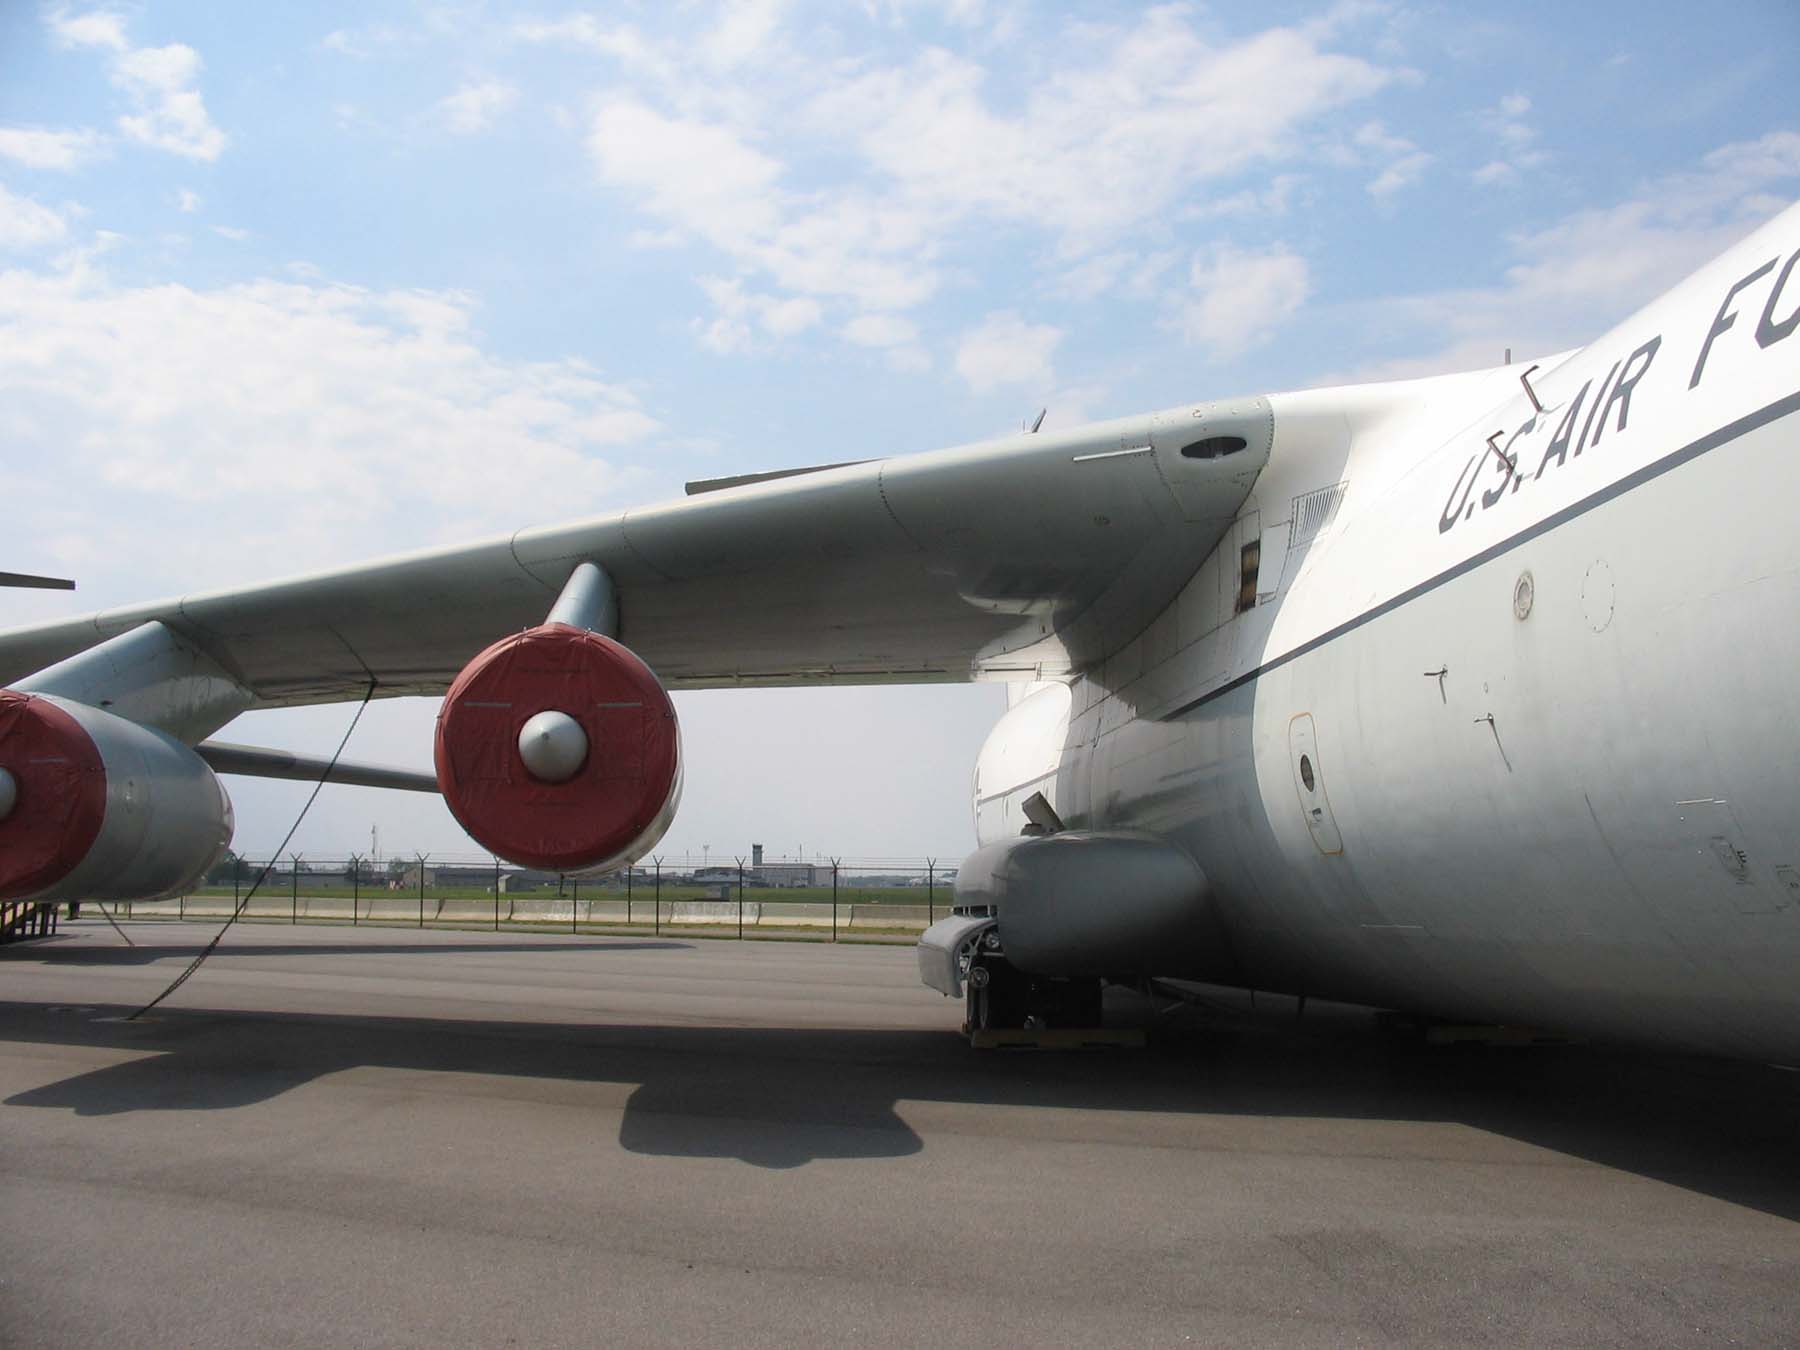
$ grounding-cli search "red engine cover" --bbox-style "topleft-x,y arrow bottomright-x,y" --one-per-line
0,691 -> 107,901
434,625 -> 679,872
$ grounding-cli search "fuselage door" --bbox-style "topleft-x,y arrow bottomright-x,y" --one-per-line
1288,713 -> 1344,856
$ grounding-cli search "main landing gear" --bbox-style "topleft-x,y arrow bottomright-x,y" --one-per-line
917,913 -> 1126,1047
964,947 -> 1102,1037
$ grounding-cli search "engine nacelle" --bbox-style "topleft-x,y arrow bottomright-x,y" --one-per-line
0,691 -> 235,903
953,830 -> 1217,978
434,624 -> 681,872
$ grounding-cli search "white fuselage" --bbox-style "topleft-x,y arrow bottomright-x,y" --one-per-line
976,203 -> 1800,1061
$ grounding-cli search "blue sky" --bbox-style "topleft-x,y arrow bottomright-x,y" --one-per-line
2,1 -> 1795,863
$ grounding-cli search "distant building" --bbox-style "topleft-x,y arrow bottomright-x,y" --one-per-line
753,863 -> 820,887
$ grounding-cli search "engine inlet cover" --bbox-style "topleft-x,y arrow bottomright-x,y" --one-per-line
0,691 -> 106,900
434,624 -> 681,872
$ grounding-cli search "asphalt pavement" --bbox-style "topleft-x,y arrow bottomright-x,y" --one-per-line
2,920 -> 1798,1347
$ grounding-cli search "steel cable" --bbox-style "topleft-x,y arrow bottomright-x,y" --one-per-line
128,681 -> 378,1020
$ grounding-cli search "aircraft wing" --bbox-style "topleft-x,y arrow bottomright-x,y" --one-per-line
0,402 -> 1270,706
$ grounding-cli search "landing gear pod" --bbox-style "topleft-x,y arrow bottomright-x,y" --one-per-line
0,691 -> 234,903
952,830 -> 1217,978
433,624 -> 681,872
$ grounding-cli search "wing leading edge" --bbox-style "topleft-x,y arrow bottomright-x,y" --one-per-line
0,399 -> 1272,709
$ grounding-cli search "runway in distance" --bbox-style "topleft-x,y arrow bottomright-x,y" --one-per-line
2,201 -> 1798,1062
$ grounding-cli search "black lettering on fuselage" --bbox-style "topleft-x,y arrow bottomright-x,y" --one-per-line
1480,419 -> 1535,508
1574,360 -> 1620,457
1756,247 -> 1800,348
1438,453 -> 1480,534
1536,380 -> 1590,479
1506,416 -> 1538,494
1590,335 -> 1661,447
1478,447 -> 1511,509
1691,257 -> 1777,389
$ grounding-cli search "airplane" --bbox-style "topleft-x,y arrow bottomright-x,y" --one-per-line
2,199 -> 1797,1062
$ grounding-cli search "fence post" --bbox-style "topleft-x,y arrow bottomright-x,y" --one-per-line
626,865 -> 632,926
572,876 -> 579,935
416,853 -> 429,928
653,857 -> 661,936
927,857 -> 936,925
831,859 -> 840,943
736,858 -> 745,940
493,855 -> 501,932
350,854 -> 361,926
290,852 -> 302,924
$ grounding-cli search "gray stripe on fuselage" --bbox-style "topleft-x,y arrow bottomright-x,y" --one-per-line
1162,387 -> 1800,721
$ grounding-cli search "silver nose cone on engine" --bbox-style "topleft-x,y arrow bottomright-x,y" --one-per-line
517,711 -> 589,784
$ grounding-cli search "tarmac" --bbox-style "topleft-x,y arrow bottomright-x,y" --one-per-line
3,920 -> 1799,1347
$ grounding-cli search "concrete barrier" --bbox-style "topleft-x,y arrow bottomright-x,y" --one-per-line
665,901 -> 760,924
848,905 -> 932,929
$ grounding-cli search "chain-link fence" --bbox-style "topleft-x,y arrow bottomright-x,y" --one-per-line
102,852 -> 962,941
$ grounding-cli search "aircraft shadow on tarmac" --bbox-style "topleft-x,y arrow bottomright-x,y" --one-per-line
3,992 -> 1799,1210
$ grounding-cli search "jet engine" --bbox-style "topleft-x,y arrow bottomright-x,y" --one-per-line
0,690 -> 235,903
433,623 -> 681,872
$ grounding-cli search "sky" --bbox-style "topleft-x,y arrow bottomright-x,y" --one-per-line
1,1 -> 1795,865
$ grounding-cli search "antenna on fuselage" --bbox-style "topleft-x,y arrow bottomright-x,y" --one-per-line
1518,363 -> 1545,413
1483,431 -> 1517,485
1023,408 -> 1046,434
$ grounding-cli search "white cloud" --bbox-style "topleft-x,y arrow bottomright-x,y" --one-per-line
0,257 -> 661,598
537,8 -> 1398,346
1471,90 -> 1544,187
843,313 -> 917,347
954,312 -> 1060,393
321,25 -> 414,59
0,185 -> 69,249
1354,120 -> 1430,197
845,312 -> 928,371
810,16 -> 1392,248
436,80 -> 519,135
761,294 -> 822,337
1330,131 -> 1800,382
691,276 -> 823,351
591,102 -> 782,236
701,0 -> 789,70
0,126 -> 103,170
588,100 -> 937,314
1174,244 -> 1311,358
112,42 -> 226,160
177,188 -> 201,213
1368,154 -> 1430,197
210,223 -> 249,241
46,7 -> 128,52
1179,175 -> 1305,224
45,12 -> 226,161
